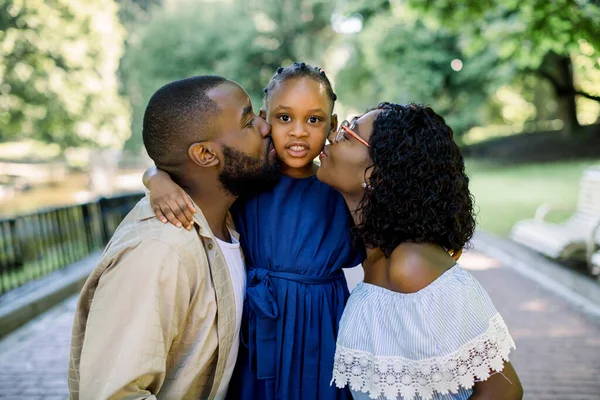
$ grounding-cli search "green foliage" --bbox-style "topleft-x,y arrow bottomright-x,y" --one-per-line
116,0 -> 161,25
0,0 -> 131,148
336,7 -> 511,136
245,0 -> 336,61
121,2 -> 265,151
121,0 -> 335,152
340,0 -> 600,134
409,0 -> 600,69
408,0 -> 600,132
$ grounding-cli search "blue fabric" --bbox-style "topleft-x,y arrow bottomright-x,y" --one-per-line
226,174 -> 363,400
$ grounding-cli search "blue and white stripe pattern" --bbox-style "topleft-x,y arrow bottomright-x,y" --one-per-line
331,266 -> 515,400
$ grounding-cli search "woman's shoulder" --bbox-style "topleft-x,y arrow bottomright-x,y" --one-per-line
386,244 -> 457,294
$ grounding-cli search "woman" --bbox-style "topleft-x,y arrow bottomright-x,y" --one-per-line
317,103 -> 523,400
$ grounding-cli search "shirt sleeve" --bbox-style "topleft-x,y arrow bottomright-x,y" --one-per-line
78,239 -> 191,400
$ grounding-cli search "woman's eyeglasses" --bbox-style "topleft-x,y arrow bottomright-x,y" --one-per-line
334,120 -> 370,147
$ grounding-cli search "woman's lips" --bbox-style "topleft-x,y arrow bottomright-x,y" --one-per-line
319,145 -> 330,159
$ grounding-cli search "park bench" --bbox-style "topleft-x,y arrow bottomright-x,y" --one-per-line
510,165 -> 600,276
590,249 -> 600,278
588,220 -> 600,278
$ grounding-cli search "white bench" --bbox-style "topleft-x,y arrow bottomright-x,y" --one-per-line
590,251 -> 600,277
510,165 -> 600,276
588,220 -> 600,277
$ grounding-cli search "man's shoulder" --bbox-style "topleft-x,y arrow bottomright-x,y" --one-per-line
102,197 -> 208,264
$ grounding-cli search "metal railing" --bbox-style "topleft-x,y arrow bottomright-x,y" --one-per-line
0,192 -> 143,295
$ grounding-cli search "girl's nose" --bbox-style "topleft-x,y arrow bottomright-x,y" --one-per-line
290,122 -> 308,137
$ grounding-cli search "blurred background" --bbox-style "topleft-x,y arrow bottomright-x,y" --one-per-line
1,1 -> 600,398
1,0 -> 599,232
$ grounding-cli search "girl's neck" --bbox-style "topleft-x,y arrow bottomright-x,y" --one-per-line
280,161 -> 319,179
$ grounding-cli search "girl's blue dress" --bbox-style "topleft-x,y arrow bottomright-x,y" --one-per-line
226,174 -> 362,400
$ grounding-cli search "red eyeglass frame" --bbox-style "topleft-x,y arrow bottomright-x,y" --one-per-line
338,122 -> 370,147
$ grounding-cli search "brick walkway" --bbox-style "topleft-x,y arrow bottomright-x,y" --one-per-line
0,296 -> 76,399
461,252 -> 600,399
0,250 -> 599,399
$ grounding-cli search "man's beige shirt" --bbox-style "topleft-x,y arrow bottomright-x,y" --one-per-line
69,196 -> 237,400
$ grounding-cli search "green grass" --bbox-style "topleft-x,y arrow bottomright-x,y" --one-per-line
466,159 -> 600,236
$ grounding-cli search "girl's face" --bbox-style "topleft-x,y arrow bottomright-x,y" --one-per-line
265,77 -> 337,177
317,109 -> 380,196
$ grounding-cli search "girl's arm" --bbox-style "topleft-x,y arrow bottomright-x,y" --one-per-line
143,166 -> 196,230
469,362 -> 523,400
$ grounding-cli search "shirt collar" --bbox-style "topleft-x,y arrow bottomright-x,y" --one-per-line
137,194 -> 240,241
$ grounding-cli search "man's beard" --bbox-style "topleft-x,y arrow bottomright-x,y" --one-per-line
218,145 -> 279,197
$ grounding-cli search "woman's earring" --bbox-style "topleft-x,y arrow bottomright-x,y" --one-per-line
362,182 -> 371,189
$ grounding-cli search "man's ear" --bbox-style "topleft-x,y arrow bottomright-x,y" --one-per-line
188,142 -> 220,168
259,109 -> 267,120
329,114 -> 338,134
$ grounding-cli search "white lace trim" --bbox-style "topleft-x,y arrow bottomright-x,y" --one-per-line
331,314 -> 515,400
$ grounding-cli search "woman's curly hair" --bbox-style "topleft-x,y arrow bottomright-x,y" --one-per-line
356,102 -> 476,258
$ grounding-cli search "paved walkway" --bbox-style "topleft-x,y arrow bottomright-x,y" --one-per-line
0,296 -> 76,399
0,250 -> 599,399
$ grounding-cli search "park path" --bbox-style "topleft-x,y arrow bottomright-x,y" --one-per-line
0,250 -> 599,399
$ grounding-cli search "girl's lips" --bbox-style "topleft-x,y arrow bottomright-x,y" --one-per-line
285,147 -> 310,158
285,141 -> 310,158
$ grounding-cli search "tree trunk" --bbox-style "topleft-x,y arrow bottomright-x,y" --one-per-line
540,53 -> 580,135
555,55 -> 580,135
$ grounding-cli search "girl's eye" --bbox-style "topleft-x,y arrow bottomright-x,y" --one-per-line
278,114 -> 290,122
308,116 -> 321,123
246,118 -> 254,128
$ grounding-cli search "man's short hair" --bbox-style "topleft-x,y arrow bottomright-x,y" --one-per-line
142,76 -> 227,175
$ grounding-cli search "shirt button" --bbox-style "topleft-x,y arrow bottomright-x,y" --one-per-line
207,243 -> 213,250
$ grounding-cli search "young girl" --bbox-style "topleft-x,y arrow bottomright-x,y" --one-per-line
144,63 -> 361,399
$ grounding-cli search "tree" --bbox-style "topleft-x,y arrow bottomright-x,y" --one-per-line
121,0 -> 336,152
242,0 -> 336,65
407,0 -> 600,134
0,0 -> 131,148
116,0 -> 162,25
335,4 -> 510,137
116,0 -> 163,152
120,1 -> 265,151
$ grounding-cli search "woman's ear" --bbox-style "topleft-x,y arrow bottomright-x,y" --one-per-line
188,142 -> 220,168
363,166 -> 373,187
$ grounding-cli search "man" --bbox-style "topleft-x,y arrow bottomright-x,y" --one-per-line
69,76 -> 278,399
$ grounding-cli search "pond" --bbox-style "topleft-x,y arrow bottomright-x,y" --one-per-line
0,171 -> 145,219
